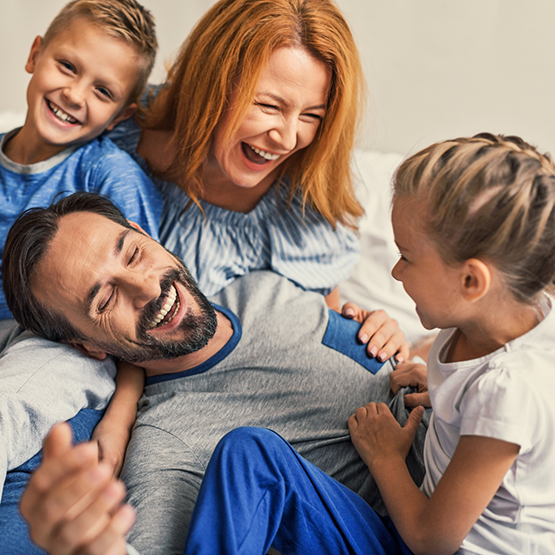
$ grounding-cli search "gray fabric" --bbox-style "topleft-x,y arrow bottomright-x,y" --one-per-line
122,271 -> 428,555
0,320 -> 117,498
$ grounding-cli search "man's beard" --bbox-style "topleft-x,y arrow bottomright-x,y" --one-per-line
96,263 -> 218,364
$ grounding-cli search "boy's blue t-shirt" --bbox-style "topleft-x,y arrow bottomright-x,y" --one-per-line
0,129 -> 163,320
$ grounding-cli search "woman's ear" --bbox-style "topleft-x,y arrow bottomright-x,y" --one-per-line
460,258 -> 491,302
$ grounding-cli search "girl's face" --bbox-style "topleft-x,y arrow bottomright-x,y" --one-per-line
391,197 -> 464,330
206,46 -> 331,191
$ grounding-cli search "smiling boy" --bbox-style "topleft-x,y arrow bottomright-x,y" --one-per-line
0,1 -> 162,551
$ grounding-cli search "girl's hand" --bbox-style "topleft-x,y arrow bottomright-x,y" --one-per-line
348,402 -> 424,471
389,361 -> 431,407
341,303 -> 410,363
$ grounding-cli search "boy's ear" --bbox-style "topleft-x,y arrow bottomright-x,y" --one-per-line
25,36 -> 44,74
106,103 -> 138,131
460,258 -> 491,302
65,340 -> 108,361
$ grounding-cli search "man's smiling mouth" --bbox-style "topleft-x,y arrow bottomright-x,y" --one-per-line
148,284 -> 180,329
47,100 -> 79,124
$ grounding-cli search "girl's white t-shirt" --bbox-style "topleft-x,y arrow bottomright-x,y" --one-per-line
422,297 -> 555,554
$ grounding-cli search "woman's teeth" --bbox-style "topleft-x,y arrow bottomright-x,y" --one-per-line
47,100 -> 78,124
250,145 -> 279,161
148,285 -> 180,329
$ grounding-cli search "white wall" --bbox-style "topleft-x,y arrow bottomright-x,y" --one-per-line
2,0 -> 554,157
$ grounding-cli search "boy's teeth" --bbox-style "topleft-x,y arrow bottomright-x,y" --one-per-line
148,285 -> 179,329
250,145 -> 279,161
48,101 -> 78,124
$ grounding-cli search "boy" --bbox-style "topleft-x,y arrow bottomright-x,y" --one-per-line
0,1 -> 161,551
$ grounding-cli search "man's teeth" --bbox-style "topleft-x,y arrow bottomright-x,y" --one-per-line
250,145 -> 279,161
148,285 -> 180,329
48,101 -> 78,124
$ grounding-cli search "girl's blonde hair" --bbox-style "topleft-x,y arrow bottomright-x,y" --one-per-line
144,0 -> 365,227
393,133 -> 555,304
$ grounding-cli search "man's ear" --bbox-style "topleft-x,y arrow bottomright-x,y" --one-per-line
460,258 -> 491,302
65,341 -> 108,361
128,219 -> 150,237
25,36 -> 43,74
106,103 -> 137,131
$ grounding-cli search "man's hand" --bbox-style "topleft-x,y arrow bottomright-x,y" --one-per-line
389,360 -> 431,407
20,423 -> 135,555
341,303 -> 410,363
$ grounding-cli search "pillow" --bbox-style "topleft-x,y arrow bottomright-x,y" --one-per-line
340,149 -> 430,345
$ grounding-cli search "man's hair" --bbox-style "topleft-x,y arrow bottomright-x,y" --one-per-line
393,133 -> 555,304
43,0 -> 157,103
2,193 -> 134,342
144,0 -> 365,228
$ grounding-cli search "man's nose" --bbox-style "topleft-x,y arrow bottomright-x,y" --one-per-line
125,269 -> 162,309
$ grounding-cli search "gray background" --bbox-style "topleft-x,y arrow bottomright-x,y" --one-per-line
2,0 -> 554,157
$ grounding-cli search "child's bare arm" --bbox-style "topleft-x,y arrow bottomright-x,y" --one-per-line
349,403 -> 519,555
91,361 -> 145,476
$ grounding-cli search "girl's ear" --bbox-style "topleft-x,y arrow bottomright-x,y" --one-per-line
460,258 -> 491,302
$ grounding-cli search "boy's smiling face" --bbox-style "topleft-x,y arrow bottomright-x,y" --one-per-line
21,17 -> 139,162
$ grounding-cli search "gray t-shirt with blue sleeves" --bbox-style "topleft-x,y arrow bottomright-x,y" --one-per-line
122,270 -> 427,555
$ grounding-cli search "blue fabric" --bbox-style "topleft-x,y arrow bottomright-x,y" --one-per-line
107,87 -> 360,299
322,309 -> 389,374
0,132 -> 162,319
185,427 -> 413,555
0,409 -> 104,555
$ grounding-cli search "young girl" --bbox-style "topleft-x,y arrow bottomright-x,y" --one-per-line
177,133 -> 555,554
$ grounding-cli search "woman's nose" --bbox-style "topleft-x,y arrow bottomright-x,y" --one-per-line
268,118 -> 297,152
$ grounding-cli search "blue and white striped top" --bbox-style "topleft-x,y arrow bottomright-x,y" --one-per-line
107,96 -> 359,297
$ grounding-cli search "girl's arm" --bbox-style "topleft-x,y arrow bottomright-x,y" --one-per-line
349,403 -> 519,555
91,361 -> 145,476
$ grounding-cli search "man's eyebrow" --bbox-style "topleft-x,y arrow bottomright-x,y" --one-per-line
84,228 -> 131,315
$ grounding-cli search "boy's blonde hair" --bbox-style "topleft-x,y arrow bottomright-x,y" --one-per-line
145,0 -> 365,228
394,133 -> 555,304
43,0 -> 157,103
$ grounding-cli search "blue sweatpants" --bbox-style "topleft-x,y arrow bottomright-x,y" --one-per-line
184,427 -> 413,555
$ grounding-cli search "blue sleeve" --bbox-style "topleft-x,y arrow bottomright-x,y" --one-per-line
86,139 -> 162,241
